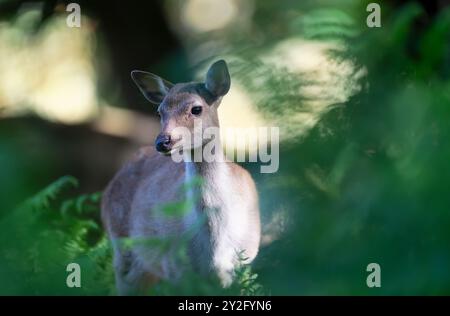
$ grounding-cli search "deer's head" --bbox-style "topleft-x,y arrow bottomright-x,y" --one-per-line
131,60 -> 230,155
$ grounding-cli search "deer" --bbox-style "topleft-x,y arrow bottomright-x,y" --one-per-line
101,60 -> 261,295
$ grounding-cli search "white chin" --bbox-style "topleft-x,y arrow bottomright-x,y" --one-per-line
169,147 -> 183,155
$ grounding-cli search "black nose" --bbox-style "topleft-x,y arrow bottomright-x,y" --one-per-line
155,134 -> 171,153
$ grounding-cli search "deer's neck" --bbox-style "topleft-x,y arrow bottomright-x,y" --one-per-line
184,145 -> 228,213
183,146 -> 230,272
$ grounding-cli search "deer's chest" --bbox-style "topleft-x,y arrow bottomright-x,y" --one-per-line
189,179 -> 248,275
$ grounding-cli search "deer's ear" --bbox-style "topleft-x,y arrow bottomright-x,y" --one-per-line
131,70 -> 173,104
205,60 -> 230,97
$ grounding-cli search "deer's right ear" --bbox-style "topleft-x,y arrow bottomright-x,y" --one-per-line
131,71 -> 173,104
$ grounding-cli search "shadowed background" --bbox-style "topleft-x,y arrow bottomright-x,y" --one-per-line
1,0 -> 450,295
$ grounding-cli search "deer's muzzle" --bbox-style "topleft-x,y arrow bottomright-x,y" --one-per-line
155,134 -> 172,154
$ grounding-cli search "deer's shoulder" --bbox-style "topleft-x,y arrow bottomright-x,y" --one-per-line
125,146 -> 187,186
226,162 -> 258,196
101,146 -> 184,236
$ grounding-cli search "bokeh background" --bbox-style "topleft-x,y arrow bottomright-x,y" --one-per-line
1,0 -> 450,295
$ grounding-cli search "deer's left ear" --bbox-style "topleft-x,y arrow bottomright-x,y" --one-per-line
131,70 -> 173,104
205,60 -> 231,97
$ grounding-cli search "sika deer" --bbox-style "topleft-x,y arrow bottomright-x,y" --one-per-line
101,60 -> 260,295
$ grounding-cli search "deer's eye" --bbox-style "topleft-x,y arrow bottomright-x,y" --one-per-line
191,106 -> 202,116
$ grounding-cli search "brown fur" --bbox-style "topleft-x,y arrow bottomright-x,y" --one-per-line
101,60 -> 260,294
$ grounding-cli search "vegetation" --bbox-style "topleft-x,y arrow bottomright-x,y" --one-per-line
1,1 -> 449,295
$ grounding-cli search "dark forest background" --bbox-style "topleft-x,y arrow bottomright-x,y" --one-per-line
1,0 -> 450,295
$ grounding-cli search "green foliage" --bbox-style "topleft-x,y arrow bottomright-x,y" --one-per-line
147,252 -> 265,296
2,0 -> 450,296
294,8 -> 359,42
233,252 -> 265,296
0,175 -> 264,295
24,175 -> 79,212
0,176 -> 113,295
251,3 -> 450,295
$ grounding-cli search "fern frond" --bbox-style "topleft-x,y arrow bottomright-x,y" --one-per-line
24,176 -> 78,212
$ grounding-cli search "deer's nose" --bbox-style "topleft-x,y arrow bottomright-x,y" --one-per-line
155,134 -> 172,153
